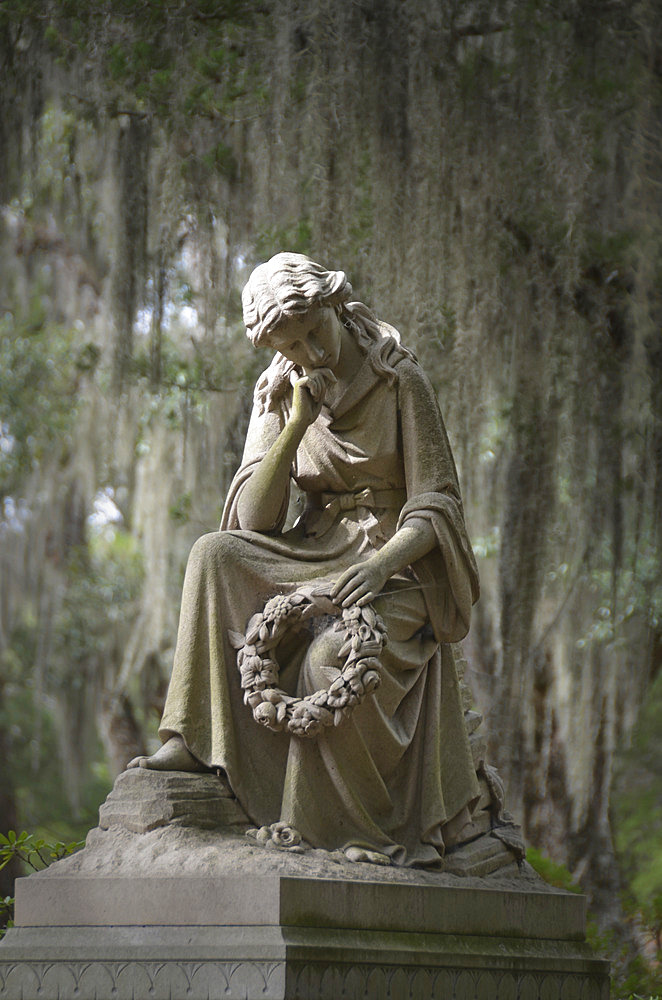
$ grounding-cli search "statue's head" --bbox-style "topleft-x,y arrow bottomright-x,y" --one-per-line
242,252 -> 352,348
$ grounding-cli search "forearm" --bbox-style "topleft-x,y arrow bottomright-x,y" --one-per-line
235,419 -> 305,531
371,517 -> 436,578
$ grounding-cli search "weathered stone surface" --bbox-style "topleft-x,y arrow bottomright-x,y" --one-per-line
71,768 -> 524,879
140,253 -> 486,870
469,731 -> 488,768
446,807 -> 493,847
444,833 -> 518,877
0,925 -> 609,1000
464,709 -> 483,735
12,872 -> 586,937
0,871 -> 610,999
475,776 -> 493,811
98,767 -> 247,834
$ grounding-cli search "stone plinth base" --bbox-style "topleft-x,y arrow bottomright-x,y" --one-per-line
0,873 -> 609,999
0,769 -> 609,998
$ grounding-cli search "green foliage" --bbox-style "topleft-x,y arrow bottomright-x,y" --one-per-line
582,229 -> 635,276
1,610 -> 113,832
0,830 -> 83,873
16,0 -> 268,132
611,942 -> 662,1000
0,896 -> 14,939
0,527 -> 139,836
613,670 -> 662,953
528,847 -> 662,997
169,492 -> 192,524
52,530 -> 144,682
202,141 -> 238,181
0,831 -> 83,938
526,846 -> 582,893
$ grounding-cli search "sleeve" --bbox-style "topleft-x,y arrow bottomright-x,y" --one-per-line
395,359 -> 480,643
220,390 -> 290,532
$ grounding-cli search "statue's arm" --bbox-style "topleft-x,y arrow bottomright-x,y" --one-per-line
235,373 -> 326,532
332,358 -> 475,613
235,417 -> 305,531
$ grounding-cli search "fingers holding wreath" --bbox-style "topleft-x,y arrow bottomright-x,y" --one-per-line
331,559 -> 389,608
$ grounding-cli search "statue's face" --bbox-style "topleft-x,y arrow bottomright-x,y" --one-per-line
267,304 -> 343,373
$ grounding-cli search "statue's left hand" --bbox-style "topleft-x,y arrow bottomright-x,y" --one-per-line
331,556 -> 390,608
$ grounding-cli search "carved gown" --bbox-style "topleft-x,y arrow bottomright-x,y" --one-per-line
160,345 -> 481,866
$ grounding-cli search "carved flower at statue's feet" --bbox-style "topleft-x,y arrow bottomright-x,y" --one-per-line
246,822 -> 304,852
269,822 -> 301,848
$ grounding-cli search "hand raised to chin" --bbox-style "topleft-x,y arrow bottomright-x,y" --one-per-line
291,367 -> 336,428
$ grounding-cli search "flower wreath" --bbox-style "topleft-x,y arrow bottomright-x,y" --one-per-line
230,587 -> 387,739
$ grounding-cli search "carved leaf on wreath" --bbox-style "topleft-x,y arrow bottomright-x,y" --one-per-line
228,630 -> 246,649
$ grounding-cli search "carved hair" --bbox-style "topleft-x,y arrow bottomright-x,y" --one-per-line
243,252 -> 352,346
243,252 -> 417,414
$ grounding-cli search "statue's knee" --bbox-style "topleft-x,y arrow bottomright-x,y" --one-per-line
189,531 -> 236,570
301,629 -> 344,693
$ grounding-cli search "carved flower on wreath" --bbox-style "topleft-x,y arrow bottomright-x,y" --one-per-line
264,592 -> 305,626
235,588 -> 387,740
335,603 -> 383,638
253,702 -> 278,727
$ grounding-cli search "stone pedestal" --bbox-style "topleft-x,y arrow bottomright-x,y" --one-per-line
1,872 -> 608,999
0,769 -> 610,999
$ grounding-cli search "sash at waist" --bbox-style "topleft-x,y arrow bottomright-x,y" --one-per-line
316,487 -> 407,512
302,487 -> 407,539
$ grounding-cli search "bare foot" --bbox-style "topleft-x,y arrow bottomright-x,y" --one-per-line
127,735 -> 206,772
344,845 -> 391,866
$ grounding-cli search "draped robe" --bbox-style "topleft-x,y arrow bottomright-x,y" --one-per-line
160,350 -> 481,866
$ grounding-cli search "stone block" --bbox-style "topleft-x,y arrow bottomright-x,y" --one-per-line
444,833 -> 518,877
13,872 -> 588,938
97,768 -> 248,834
0,869 -> 611,999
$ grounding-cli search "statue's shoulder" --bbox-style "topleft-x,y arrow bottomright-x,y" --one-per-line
393,354 -> 436,398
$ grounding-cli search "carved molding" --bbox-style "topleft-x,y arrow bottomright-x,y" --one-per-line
0,957 -> 609,1000
290,962 -> 608,999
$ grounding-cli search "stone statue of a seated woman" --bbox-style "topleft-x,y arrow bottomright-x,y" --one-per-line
129,251 -> 490,869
